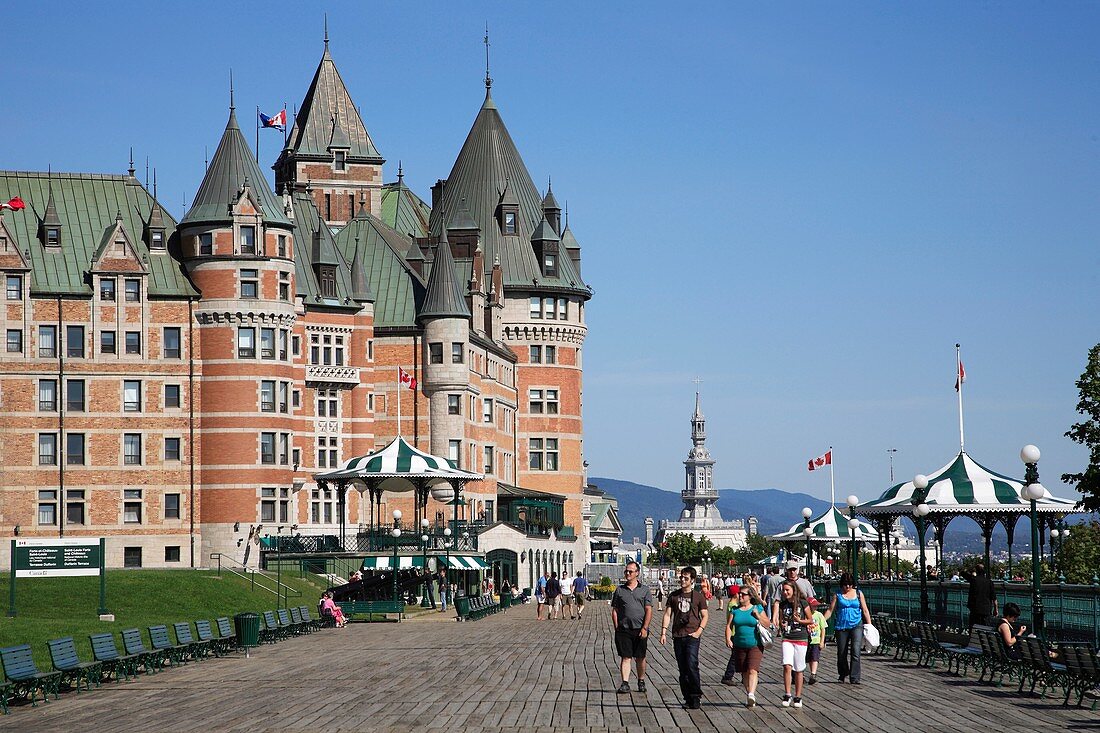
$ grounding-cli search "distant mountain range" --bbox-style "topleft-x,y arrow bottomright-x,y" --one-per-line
590,476 -> 1027,553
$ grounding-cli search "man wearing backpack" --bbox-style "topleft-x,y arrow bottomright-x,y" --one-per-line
659,566 -> 708,709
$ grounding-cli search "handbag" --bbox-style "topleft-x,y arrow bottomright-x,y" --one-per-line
863,623 -> 880,649
755,624 -> 774,649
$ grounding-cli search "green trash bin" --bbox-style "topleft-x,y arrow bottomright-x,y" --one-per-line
234,612 -> 261,656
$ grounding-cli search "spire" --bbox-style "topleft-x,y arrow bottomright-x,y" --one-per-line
484,22 -> 492,91
419,216 -> 471,321
694,391 -> 704,420
128,148 -> 136,178
348,237 -> 373,302
397,161 -> 404,185
323,13 -> 329,53
229,69 -> 235,111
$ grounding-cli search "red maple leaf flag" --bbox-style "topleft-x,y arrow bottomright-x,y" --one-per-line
1,196 -> 25,211
399,367 -> 417,391
808,450 -> 832,471
955,360 -> 966,392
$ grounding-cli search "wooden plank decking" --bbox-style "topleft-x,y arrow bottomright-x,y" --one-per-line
0,601 -> 1093,732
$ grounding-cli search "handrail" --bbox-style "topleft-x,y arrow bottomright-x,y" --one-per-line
209,552 -> 303,602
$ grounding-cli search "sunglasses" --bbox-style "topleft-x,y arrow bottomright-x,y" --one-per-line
624,569 -> 637,574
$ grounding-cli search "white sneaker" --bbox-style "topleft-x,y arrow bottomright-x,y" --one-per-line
746,693 -> 756,708
781,695 -> 791,707
793,697 -> 803,708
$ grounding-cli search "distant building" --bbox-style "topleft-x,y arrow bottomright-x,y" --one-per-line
653,393 -> 748,550
583,482 -> 622,562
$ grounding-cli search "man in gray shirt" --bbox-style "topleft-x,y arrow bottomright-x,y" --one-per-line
611,560 -> 653,694
764,566 -> 784,607
786,564 -> 815,600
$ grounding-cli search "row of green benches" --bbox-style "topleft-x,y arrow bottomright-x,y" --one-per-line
335,600 -> 406,622
878,616 -> 1100,709
454,594 -> 501,621
0,606 -> 324,714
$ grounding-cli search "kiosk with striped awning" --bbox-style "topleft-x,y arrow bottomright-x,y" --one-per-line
360,556 -> 427,570
442,555 -> 490,571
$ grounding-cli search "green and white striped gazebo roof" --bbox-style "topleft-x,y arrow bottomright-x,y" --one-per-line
772,507 -> 877,542
314,436 -> 483,491
858,452 -> 1078,516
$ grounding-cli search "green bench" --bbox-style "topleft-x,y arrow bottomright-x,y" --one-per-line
173,622 -> 214,660
0,644 -> 62,707
47,637 -> 103,692
337,600 -> 405,622
148,625 -> 189,666
455,594 -> 500,621
89,633 -> 142,681
122,628 -> 164,674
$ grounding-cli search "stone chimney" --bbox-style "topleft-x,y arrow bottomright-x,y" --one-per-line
644,517 -> 654,546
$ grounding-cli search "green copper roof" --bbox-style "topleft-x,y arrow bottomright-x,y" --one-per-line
290,191 -> 358,310
0,170 -> 197,298
429,88 -> 589,297
418,225 -> 470,321
286,45 -> 382,162
181,108 -> 291,227
334,208 -> 424,327
531,216 -> 559,242
380,180 -> 430,238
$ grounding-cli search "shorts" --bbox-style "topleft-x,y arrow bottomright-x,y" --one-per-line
562,595 -> 574,605
575,594 -> 586,607
806,644 -> 822,663
732,645 -> 763,673
614,628 -> 648,659
781,641 -> 808,672
536,594 -> 545,605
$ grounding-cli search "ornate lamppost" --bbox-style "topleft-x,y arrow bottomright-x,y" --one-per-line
1020,444 -> 1045,640
846,495 -> 861,584
703,550 -> 710,578
911,474 -> 931,618
391,509 -> 402,604
801,507 -> 814,581
443,527 -> 452,607
421,521 -> 432,608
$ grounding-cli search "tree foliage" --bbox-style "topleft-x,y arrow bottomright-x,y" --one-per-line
1057,521 -> 1100,585
1063,344 -> 1100,511
732,534 -> 782,569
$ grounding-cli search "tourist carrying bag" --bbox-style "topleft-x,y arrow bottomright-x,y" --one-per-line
755,624 -> 774,650
863,623 -> 880,650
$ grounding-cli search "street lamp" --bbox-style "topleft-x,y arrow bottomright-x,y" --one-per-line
911,474 -> 932,618
703,550 -> 710,577
391,510 -> 402,604
846,495 -> 860,584
276,525 -> 285,608
802,507 -> 814,581
1020,444 -> 1045,641
443,527 -> 452,608
420,518 -> 432,608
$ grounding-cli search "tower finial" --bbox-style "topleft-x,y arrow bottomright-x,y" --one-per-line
153,168 -> 157,199
229,69 -> 235,111
324,13 -> 329,50
484,22 -> 492,90
128,147 -> 135,178
397,160 -> 404,183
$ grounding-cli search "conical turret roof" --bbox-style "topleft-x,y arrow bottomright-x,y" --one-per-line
419,225 -> 470,321
287,45 -> 382,162
531,216 -> 559,242
182,108 -> 291,227
348,244 -> 373,302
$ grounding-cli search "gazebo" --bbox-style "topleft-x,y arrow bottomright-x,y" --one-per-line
771,507 -> 878,577
857,451 -> 1079,573
314,436 -> 484,549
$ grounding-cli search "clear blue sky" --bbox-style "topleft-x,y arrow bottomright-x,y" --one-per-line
4,3 -> 1098,507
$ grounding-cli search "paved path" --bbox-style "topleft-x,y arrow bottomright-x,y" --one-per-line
1,601 -> 1093,732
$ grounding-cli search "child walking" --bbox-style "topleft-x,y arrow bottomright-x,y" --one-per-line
807,598 -> 827,684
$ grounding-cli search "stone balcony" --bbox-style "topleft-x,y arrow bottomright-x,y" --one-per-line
305,364 -> 360,386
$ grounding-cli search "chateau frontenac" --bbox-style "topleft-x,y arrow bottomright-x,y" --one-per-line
0,37 -> 592,589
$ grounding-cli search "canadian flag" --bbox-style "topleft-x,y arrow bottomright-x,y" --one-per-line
955,360 -> 966,392
808,450 -> 832,471
399,367 -> 416,391
1,196 -> 25,211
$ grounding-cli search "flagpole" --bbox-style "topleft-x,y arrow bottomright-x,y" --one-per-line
829,446 -> 835,507
956,343 -> 965,454
396,367 -> 402,438
255,106 -> 260,164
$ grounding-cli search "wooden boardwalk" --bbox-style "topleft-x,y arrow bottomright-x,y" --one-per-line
2,601 -> 1094,732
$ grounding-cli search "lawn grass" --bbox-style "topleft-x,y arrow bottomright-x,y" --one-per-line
0,567 -> 329,669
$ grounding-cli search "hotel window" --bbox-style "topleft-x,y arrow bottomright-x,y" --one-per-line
316,436 -> 337,468
5,329 -> 21,353
317,389 -> 339,417
38,490 -> 58,526
67,379 -> 86,412
543,297 -> 556,320
279,433 -> 290,465
557,298 -> 568,320
447,394 -> 461,415
199,232 -> 213,255
279,329 -> 288,360
544,253 -> 557,276
165,437 -> 181,462
123,547 -> 142,568
529,438 -> 559,471
165,384 -> 181,408
529,297 -> 541,319
279,271 -> 290,301
277,235 -> 288,258
503,211 -> 516,234
99,277 -> 116,301
293,389 -> 301,408
261,488 -> 277,522
150,230 -> 165,250
240,226 -> 256,254
448,440 -> 461,468
260,380 -> 276,412
39,379 -> 56,411
428,342 -> 443,364
482,398 -> 493,424
544,345 -> 557,364
319,265 -> 336,297
293,335 -> 301,357
260,328 -> 275,359
5,274 -> 21,300
123,380 -> 141,412
367,339 -> 374,361
529,388 -> 559,414
483,445 -> 494,475
325,193 -> 332,220
238,327 -> 256,358
38,433 -> 57,465
279,382 -> 289,413
124,433 -> 143,465
164,327 -> 182,358
292,448 -> 301,470
165,546 -> 181,563
309,333 -> 344,365
452,343 -> 464,364
124,489 -> 143,523
311,486 -> 336,524
66,433 -> 85,465
334,151 -> 346,171
125,331 -> 141,355
39,325 -> 56,358
241,269 -> 259,299
101,330 -> 116,354
124,279 -> 141,302
529,345 -> 541,363
66,490 -> 86,525
46,227 -> 60,247
163,490 -> 181,519
348,194 -> 355,217
260,433 -> 276,464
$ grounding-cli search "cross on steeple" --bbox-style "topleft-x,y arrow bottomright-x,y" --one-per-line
484,23 -> 492,90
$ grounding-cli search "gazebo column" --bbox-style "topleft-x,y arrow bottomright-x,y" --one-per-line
414,478 -> 430,529
365,479 -> 381,552
1004,516 -> 1019,580
978,516 -> 998,572
336,479 -> 349,551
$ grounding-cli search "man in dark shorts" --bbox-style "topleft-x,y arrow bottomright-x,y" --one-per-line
611,560 -> 653,694
659,566 -> 708,709
572,571 -> 589,619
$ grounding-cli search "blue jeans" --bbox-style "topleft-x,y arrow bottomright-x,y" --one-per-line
673,636 -> 702,703
836,625 -> 864,682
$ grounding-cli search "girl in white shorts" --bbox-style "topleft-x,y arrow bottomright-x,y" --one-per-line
773,580 -> 814,708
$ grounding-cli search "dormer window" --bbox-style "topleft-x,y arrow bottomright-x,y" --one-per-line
46,228 -> 60,247
334,151 -> 346,171
543,253 -> 558,277
124,279 -> 141,302
149,230 -> 165,250
318,266 -> 336,298
240,226 -> 256,255
100,278 -> 116,301
199,233 -> 213,255
503,212 -> 517,235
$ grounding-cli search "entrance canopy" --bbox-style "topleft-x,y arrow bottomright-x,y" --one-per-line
315,436 -> 483,491
360,555 -> 426,570
772,507 -> 876,542
441,555 -> 489,571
